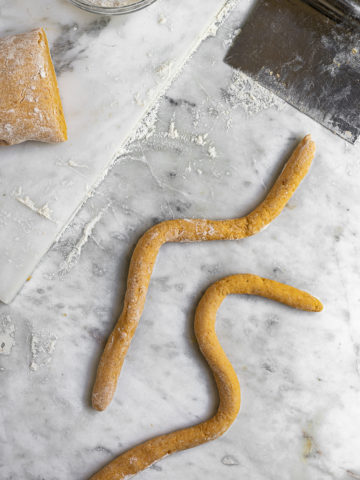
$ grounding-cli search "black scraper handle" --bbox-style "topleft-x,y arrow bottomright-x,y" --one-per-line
303,0 -> 360,26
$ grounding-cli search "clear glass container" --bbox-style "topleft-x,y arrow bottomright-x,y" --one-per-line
68,0 -> 158,15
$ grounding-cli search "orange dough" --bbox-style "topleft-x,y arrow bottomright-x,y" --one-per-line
0,28 -> 67,146
90,274 -> 322,480
92,135 -> 316,413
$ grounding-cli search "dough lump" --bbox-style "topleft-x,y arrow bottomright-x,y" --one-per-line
0,28 -> 67,146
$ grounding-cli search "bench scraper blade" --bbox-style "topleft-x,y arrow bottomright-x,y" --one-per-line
225,0 -> 360,144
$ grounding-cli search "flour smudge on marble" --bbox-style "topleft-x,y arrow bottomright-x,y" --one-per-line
16,187 -> 56,223
30,331 -> 57,371
59,204 -> 110,275
223,70 -> 284,115
0,315 -> 15,355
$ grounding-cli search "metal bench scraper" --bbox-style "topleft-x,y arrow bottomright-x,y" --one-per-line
225,0 -> 360,143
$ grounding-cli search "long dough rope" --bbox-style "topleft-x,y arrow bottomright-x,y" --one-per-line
92,135 -> 316,412
90,274 -> 323,480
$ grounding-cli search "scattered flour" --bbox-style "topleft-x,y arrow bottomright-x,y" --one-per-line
205,0 -> 238,38
208,145 -> 217,159
59,205 -> 109,275
167,118 -> 179,139
224,70 -> 283,115
128,103 -> 159,143
207,23 -> 220,38
192,134 -> 208,146
0,315 -> 15,355
16,187 -> 55,222
112,0 -> 282,184
126,110 -> 218,162
223,27 -> 242,48
30,331 -> 57,371
109,0 -> 239,173
68,160 -> 88,169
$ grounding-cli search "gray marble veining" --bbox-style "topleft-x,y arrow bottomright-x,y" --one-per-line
1,3 -> 360,480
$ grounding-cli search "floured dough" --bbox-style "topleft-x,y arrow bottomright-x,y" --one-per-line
92,135 -> 317,413
0,28 -> 67,146
90,274 -> 322,480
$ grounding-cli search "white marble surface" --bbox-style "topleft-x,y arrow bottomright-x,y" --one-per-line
0,0 -> 230,303
1,3 -> 360,480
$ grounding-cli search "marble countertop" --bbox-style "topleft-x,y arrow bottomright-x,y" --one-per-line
0,0 -> 231,304
1,2 -> 360,480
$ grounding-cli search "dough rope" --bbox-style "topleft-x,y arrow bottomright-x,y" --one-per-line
90,274 -> 323,480
92,135 -> 316,412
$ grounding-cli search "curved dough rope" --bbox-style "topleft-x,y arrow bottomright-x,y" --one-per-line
92,135 -> 316,412
90,274 -> 323,480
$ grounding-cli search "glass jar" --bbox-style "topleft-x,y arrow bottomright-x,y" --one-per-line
68,0 -> 158,15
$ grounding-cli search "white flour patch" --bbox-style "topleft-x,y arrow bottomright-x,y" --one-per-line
206,0 -> 238,38
208,145 -> 217,159
207,22 -> 220,38
123,108 -> 220,169
68,160 -> 88,169
192,133 -> 208,145
30,331 -> 57,371
224,70 -> 284,115
167,118 -> 179,139
128,103 -> 159,143
223,27 -> 242,48
59,205 -> 109,275
0,315 -> 15,355
16,187 -> 56,223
